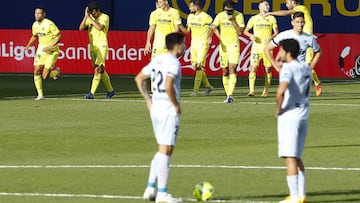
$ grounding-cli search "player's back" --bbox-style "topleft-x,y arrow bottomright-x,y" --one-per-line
280,60 -> 311,119
150,53 -> 182,105
293,5 -> 313,34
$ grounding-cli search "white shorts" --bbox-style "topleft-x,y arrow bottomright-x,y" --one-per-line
150,102 -> 180,146
277,116 -> 308,158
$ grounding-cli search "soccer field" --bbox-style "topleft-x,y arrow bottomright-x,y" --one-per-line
0,75 -> 359,203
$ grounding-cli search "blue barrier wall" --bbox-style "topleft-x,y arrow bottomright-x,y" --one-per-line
1,0 -> 359,33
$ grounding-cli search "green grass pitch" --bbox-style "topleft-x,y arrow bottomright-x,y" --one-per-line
0,74 -> 359,203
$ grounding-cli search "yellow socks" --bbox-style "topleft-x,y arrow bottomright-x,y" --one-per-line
194,70 -> 203,93
228,74 -> 237,96
312,69 -> 321,86
101,71 -> 114,92
90,73 -> 101,94
222,75 -> 229,96
249,72 -> 256,92
265,72 -> 272,90
201,70 -> 211,88
34,75 -> 43,96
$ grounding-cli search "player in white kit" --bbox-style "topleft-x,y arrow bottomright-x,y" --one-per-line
275,39 -> 311,203
135,32 -> 185,203
265,12 -> 321,74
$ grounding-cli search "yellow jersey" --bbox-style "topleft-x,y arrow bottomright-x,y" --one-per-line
86,13 -> 109,48
187,11 -> 213,46
212,11 -> 245,45
293,5 -> 313,34
149,7 -> 181,49
246,14 -> 277,51
32,18 -> 60,50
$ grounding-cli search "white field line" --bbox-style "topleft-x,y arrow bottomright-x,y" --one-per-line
0,164 -> 358,171
0,192 -> 274,203
3,96 -> 360,107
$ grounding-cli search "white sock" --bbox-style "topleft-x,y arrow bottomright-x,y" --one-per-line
157,153 -> 170,195
298,171 -> 306,197
287,175 -> 299,199
146,153 -> 159,189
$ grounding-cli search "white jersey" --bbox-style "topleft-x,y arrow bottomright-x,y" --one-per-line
142,53 -> 182,105
279,60 -> 311,120
272,29 -> 320,62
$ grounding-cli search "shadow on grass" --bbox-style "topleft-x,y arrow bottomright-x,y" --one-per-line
213,190 -> 360,202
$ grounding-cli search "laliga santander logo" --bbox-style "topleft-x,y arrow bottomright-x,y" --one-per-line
179,36 -> 252,72
339,46 -> 360,78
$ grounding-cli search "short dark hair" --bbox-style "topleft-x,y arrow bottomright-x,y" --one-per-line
190,0 -> 202,8
279,39 -> 300,59
166,32 -> 185,50
223,0 -> 235,9
88,2 -> 100,11
35,6 -> 45,12
292,0 -> 300,4
259,0 -> 268,4
293,11 -> 305,19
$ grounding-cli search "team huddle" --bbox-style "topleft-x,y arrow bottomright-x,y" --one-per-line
26,0 -> 321,203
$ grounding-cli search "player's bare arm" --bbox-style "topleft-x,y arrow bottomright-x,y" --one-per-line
79,7 -> 89,31
208,28 -> 214,44
211,25 -> 220,40
310,49 -> 322,69
179,24 -> 190,34
87,16 -> 105,31
265,43 -> 281,72
135,72 -> 152,111
268,26 -> 279,42
267,9 -> 295,17
144,25 -> 156,55
43,32 -> 61,53
244,26 -> 256,41
24,35 -> 38,51
174,24 -> 180,32
165,76 -> 181,115
276,81 -> 288,117
229,16 -> 244,36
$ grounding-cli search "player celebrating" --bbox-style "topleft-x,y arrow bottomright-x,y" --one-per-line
79,2 -> 115,99
267,0 -> 322,96
135,33 -> 185,203
265,12 -> 321,82
145,0 -> 181,59
211,0 -> 245,103
243,0 -> 278,97
275,39 -> 311,203
24,6 -> 61,100
180,0 -> 214,96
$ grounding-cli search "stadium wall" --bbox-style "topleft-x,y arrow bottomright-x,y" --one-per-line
1,0 -> 360,78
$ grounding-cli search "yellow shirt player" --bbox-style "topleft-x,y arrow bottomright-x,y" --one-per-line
145,0 -> 181,59
244,0 -> 278,97
268,0 -> 322,96
180,0 -> 214,96
79,2 -> 115,99
211,0 -> 245,103
24,6 -> 61,100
